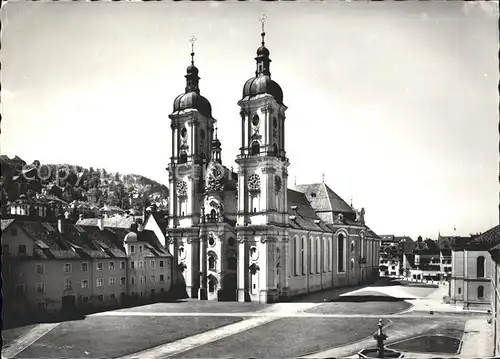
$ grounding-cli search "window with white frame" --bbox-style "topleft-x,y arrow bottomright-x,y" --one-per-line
36,282 -> 45,293
37,301 -> 47,310
109,261 -> 115,271
36,263 -> 44,274
82,280 -> 89,289
97,294 -> 104,301
151,275 -> 155,283
151,260 -> 155,269
97,262 -> 103,271
139,261 -> 143,269
109,277 -> 115,286
120,277 -> 126,285
131,276 -> 135,285
65,279 -> 72,290
96,278 -> 103,287
64,263 -> 72,273
81,262 -> 89,272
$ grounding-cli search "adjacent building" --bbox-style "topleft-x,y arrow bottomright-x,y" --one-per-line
450,225 -> 499,309
489,242 -> 500,356
1,217 -> 172,323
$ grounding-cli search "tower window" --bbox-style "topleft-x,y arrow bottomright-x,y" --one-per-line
180,127 -> 187,138
273,144 -> 279,155
252,115 -> 260,127
251,142 -> 260,155
273,117 -> 278,128
179,152 -> 187,164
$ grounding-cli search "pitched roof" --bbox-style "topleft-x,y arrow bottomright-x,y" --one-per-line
5,219 -> 170,260
287,189 -> 329,232
467,225 -> 500,249
291,183 -> 355,215
1,219 -> 15,231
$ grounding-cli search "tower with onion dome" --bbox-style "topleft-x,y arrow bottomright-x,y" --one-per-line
235,14 -> 290,303
167,36 -> 216,298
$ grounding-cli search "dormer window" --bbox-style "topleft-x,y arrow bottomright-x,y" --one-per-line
311,193 -> 317,198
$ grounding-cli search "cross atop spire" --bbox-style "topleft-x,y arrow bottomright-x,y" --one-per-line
321,173 -> 325,183
189,36 -> 197,65
259,13 -> 267,45
214,124 -> 218,140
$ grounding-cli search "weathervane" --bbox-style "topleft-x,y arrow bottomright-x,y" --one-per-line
189,35 -> 197,65
259,13 -> 267,45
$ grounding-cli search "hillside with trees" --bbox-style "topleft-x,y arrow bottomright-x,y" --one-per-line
0,155 -> 168,219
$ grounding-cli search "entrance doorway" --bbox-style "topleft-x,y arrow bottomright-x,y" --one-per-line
220,274 -> 237,301
61,295 -> 76,314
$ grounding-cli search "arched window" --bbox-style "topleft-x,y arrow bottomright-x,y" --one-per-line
316,238 -> 321,273
293,236 -> 299,276
478,285 -> 484,299
251,142 -> 260,155
309,238 -> 314,274
477,256 -> 485,278
179,152 -> 187,164
208,257 -> 215,270
208,253 -> 217,271
301,237 -> 306,275
210,209 -> 216,220
338,233 -> 345,273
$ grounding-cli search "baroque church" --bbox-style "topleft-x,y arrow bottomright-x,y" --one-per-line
166,20 -> 381,303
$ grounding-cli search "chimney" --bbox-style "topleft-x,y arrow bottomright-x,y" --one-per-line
58,216 -> 65,234
136,218 -> 144,232
97,216 -> 104,231
64,211 -> 70,220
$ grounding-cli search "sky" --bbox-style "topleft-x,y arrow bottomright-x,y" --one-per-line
1,1 -> 498,239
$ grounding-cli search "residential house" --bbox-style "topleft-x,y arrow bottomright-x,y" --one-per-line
1,217 -> 172,324
450,225 -> 499,309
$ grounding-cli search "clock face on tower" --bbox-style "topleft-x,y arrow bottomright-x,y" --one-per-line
248,174 -> 261,193
176,180 -> 188,197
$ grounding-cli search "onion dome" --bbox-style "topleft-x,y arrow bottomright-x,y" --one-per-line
124,232 -> 138,243
172,38 -> 212,117
242,18 -> 283,104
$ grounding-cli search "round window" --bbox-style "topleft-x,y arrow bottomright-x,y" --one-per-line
228,237 -> 236,246
252,115 -> 260,127
208,236 -> 215,246
180,127 -> 187,138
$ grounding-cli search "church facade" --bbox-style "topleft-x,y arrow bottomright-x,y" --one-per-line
166,26 -> 381,303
